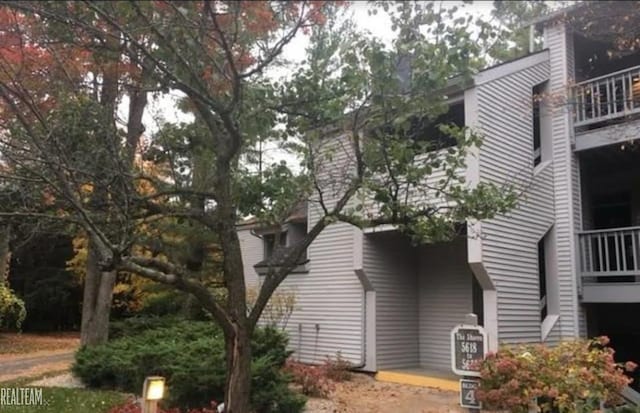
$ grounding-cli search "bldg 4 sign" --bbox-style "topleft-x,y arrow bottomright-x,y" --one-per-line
459,379 -> 482,409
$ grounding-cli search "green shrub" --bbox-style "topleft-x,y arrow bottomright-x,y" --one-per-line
74,321 -> 305,412
136,288 -> 209,321
108,315 -> 186,339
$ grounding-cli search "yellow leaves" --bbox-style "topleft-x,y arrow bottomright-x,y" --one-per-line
66,234 -> 88,282
78,183 -> 94,204
80,183 -> 93,195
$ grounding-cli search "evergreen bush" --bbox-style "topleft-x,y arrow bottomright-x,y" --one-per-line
74,321 -> 305,412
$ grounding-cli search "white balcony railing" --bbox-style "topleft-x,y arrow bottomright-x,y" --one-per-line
578,226 -> 640,280
573,65 -> 640,127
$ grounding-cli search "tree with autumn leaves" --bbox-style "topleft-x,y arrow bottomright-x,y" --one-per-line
0,2 -> 522,411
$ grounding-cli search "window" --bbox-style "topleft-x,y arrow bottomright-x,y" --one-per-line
532,83 -> 545,167
263,231 -> 287,260
538,237 -> 548,321
411,101 -> 465,150
254,221 -> 309,275
538,228 -> 559,339
471,274 -> 484,327
369,101 -> 465,151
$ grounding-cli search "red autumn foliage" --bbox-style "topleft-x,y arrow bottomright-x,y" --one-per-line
284,359 -> 335,398
476,336 -> 637,413
283,354 -> 352,398
108,398 -> 218,413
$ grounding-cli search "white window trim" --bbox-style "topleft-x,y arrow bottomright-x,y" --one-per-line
539,225 -> 560,342
533,159 -> 552,176
541,314 -> 560,341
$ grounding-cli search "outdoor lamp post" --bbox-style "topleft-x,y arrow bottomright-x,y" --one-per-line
142,376 -> 166,413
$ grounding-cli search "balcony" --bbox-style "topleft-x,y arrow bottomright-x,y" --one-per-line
573,65 -> 640,128
578,226 -> 640,303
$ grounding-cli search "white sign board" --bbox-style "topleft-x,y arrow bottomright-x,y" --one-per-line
450,324 -> 487,377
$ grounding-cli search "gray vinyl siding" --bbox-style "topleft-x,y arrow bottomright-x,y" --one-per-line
546,23 -> 580,339
363,232 -> 419,369
418,238 -> 472,371
361,150 -> 463,219
276,135 -> 364,365
237,135 -> 365,365
277,222 -> 364,365
567,33 -> 588,339
475,57 -> 556,343
238,228 -> 262,288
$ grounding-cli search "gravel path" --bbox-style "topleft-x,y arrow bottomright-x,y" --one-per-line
29,372 -> 84,388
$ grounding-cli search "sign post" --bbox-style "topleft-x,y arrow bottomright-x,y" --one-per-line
451,313 -> 486,412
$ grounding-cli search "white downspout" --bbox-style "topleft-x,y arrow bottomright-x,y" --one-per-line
353,228 -> 376,371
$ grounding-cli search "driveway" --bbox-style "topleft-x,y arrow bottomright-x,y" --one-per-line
0,350 -> 76,382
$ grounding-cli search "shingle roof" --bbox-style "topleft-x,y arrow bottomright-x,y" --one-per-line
253,246 -> 309,269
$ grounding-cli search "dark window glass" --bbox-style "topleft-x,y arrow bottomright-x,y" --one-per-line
533,83 -> 544,167
538,237 -> 548,321
264,232 -> 287,259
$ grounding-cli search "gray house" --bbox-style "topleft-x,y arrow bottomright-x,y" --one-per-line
238,4 -> 640,388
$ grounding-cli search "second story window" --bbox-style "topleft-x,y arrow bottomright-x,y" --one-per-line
370,100 -> 465,152
264,231 -> 287,260
532,81 -> 549,169
532,83 -> 544,167
411,101 -> 465,150
254,220 -> 309,275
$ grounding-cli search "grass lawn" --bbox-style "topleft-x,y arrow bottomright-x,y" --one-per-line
0,387 -> 128,413
0,374 -> 129,413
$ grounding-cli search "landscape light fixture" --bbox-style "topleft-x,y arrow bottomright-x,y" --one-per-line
142,376 -> 166,413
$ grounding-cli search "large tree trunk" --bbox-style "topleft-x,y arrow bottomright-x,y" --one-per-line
80,238 -> 117,345
79,46 -> 148,346
224,325 -> 252,413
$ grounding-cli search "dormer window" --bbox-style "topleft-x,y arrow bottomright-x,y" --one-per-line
253,206 -> 310,275
264,231 -> 287,260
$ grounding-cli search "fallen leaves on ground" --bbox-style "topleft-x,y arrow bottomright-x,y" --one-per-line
0,332 -> 79,358
305,373 -> 463,413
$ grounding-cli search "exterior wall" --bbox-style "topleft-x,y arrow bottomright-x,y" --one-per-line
278,220 -> 364,365
238,227 -> 262,289
360,148 -> 465,220
238,134 -> 366,366
241,221 -> 365,365
545,23 -> 582,339
363,232 -> 419,370
418,238 -> 473,371
474,53 -> 558,343
280,134 -> 365,365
